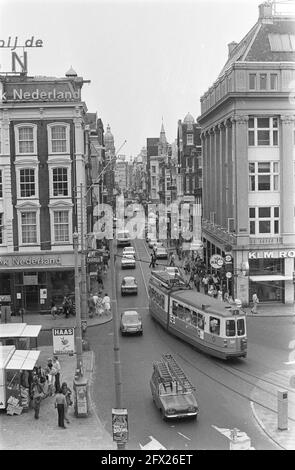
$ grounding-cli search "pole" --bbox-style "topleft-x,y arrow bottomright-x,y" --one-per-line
80,184 -> 87,329
109,238 -> 126,450
73,232 -> 83,376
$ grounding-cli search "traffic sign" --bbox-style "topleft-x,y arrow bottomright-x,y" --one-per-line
210,254 -> 224,269
226,272 -> 232,279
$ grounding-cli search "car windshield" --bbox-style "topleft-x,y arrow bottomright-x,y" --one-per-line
123,314 -> 140,323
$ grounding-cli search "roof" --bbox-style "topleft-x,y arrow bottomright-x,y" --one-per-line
0,323 -> 41,339
219,10 -> 295,78
5,349 -> 40,371
0,346 -> 16,368
172,290 -> 243,318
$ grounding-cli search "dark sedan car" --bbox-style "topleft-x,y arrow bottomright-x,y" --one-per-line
121,276 -> 138,295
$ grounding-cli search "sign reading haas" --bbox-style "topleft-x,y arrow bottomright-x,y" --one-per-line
0,36 -> 43,73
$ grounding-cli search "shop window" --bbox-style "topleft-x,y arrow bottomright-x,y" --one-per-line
21,211 -> 37,244
53,168 -> 68,196
53,210 -> 69,242
209,316 -> 220,335
249,258 -> 284,276
248,117 -> 278,146
226,319 -> 236,337
20,168 -> 36,198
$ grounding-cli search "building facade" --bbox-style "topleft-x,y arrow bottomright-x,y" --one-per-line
198,3 -> 295,305
0,68 -> 92,313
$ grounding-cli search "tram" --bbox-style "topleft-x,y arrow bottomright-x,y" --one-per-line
148,271 -> 247,360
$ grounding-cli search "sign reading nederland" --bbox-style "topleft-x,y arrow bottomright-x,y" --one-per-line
52,328 -> 75,355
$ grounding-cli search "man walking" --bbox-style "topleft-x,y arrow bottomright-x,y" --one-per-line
251,292 -> 259,314
55,387 -> 67,429
52,356 -> 61,393
31,375 -> 43,419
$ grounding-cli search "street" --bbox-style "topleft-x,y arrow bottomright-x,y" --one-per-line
86,239 -> 295,450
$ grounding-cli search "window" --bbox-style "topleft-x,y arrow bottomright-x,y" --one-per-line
20,169 -> 35,197
151,165 -> 156,174
249,206 -> 280,235
151,176 -> 156,186
249,162 -> 279,191
18,127 -> 34,153
0,170 -> 2,198
259,74 -> 267,90
187,134 -> 193,145
53,211 -> 69,242
21,212 -> 37,244
226,319 -> 236,337
249,74 -> 256,90
53,168 -> 68,196
270,74 -> 278,90
248,117 -> 278,146
209,316 -> 220,335
268,34 -> 295,52
0,213 -> 3,244
51,126 -> 67,153
237,318 -> 245,336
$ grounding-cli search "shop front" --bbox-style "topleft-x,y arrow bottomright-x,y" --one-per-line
248,249 -> 294,304
0,252 -> 78,315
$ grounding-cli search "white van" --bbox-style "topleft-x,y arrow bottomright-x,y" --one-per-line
117,229 -> 131,247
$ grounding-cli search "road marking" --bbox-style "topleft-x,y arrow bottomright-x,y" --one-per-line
177,431 -> 191,441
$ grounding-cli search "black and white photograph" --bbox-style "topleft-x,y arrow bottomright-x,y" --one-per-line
0,0 -> 294,454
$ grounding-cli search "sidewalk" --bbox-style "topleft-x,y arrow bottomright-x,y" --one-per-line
0,345 -> 116,450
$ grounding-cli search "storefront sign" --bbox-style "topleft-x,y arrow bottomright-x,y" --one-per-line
0,295 -> 11,302
52,328 -> 75,355
0,255 -> 63,268
249,250 -> 295,259
112,408 -> 129,443
23,275 -> 38,286
210,254 -> 224,269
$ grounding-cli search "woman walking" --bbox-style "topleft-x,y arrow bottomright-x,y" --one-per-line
61,382 -> 72,424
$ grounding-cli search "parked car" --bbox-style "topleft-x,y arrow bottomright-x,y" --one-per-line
122,246 -> 136,257
148,238 -> 158,249
121,276 -> 138,295
120,310 -> 143,336
155,247 -> 168,259
121,255 -> 136,269
150,354 -> 199,420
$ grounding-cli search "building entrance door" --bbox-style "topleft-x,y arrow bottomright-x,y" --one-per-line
24,285 -> 39,312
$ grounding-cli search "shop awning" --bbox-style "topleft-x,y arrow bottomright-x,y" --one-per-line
0,346 -> 16,368
6,349 -> 40,371
249,275 -> 293,282
21,325 -> 42,338
0,323 -> 26,339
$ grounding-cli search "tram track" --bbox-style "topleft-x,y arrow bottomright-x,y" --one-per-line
134,238 -> 295,421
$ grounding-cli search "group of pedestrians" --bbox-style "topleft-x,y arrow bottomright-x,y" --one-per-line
88,292 -> 111,318
50,295 -> 75,319
30,356 -> 73,429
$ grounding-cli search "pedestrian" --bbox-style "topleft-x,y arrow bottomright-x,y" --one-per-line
45,359 -> 56,396
202,275 -> 209,295
50,298 -> 57,319
149,252 -> 156,268
55,387 -> 67,429
97,268 -> 104,290
62,296 -> 70,318
31,375 -> 44,419
169,253 -> 175,267
102,293 -> 111,315
92,292 -> 99,315
96,294 -> 104,317
194,272 -> 201,292
251,292 -> 259,314
52,356 -> 61,393
88,292 -> 96,318
61,382 -> 72,424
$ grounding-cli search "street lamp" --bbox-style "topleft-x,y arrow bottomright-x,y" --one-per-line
73,232 -> 83,376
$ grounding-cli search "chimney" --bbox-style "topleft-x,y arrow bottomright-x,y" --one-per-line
258,2 -> 273,19
228,41 -> 238,57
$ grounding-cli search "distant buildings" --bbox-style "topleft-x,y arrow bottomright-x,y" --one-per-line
198,2 -> 295,305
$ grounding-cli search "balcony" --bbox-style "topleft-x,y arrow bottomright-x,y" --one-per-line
202,219 -> 237,245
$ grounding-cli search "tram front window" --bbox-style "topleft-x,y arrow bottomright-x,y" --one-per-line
237,318 -> 245,336
226,319 -> 236,337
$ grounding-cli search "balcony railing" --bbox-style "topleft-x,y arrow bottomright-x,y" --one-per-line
249,236 -> 283,245
202,219 -> 237,245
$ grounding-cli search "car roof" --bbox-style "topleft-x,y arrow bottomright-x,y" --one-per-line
123,310 -> 139,316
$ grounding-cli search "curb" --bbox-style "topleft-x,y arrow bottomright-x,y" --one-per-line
250,401 -> 285,450
41,314 -> 113,332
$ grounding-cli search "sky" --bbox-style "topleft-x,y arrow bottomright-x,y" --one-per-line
0,0 -> 288,157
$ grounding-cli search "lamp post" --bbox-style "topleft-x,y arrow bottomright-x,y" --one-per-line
73,231 -> 83,376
